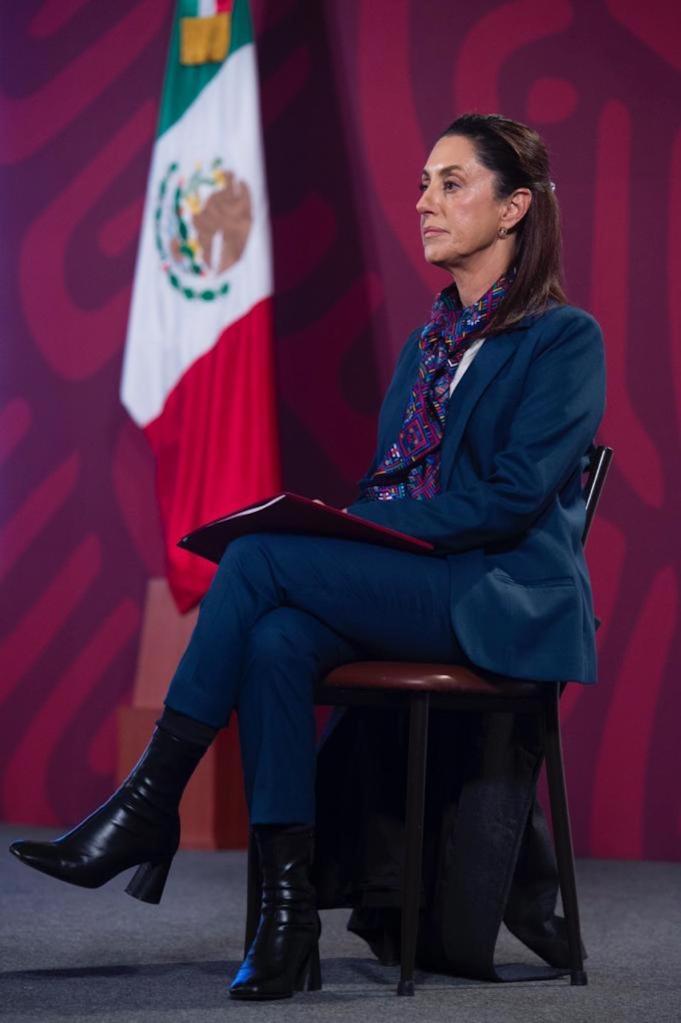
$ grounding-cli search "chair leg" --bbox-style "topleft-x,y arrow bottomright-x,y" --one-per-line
397,693 -> 430,997
243,828 -> 262,956
542,687 -> 588,986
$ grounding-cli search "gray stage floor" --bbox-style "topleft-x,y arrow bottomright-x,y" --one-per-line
1,825 -> 679,1023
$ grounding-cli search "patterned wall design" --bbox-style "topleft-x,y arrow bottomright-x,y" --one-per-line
0,0 -> 679,859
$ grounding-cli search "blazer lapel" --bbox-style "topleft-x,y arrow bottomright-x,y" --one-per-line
440,330 -> 519,469
373,319 -> 531,483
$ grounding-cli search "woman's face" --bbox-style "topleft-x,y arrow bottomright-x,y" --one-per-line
416,133 -> 508,274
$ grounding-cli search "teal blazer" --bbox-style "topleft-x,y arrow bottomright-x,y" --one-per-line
347,304 -> 607,684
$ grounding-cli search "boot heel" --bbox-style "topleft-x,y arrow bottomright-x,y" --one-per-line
125,857 -> 172,904
294,942 -> 322,992
307,942 -> 322,991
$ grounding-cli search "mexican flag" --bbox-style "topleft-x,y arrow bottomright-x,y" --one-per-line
121,0 -> 280,613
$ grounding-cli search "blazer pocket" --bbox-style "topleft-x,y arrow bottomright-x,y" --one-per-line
491,567 -> 575,588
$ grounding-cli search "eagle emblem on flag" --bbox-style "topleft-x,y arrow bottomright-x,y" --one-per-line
154,157 -> 252,301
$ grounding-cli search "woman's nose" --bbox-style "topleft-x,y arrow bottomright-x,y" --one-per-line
416,187 -> 433,214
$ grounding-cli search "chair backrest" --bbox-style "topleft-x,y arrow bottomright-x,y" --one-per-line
581,444 -> 614,547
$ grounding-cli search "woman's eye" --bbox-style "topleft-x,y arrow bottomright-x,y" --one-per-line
418,182 -> 428,192
443,180 -> 459,191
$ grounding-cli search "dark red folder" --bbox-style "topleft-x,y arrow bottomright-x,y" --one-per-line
177,492 -> 434,564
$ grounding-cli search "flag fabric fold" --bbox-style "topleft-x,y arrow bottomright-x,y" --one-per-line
121,0 -> 280,612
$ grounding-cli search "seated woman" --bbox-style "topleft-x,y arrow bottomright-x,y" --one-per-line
9,112 -> 606,1002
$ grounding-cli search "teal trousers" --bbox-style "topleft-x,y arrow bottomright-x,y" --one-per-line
164,533 -> 471,823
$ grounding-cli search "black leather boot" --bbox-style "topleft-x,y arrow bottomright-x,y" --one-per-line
8,726 -> 207,903
229,825 -> 322,1000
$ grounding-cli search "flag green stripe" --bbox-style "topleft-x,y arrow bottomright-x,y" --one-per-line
178,0 -> 199,16
157,0 -> 253,139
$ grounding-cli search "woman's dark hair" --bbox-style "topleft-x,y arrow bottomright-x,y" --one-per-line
439,113 -> 567,335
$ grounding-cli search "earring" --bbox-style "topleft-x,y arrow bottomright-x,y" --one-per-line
498,227 -> 508,238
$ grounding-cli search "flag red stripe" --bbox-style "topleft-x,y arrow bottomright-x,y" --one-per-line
144,297 -> 280,612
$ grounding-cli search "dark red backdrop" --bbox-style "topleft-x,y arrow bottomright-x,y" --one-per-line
1,0 -> 680,860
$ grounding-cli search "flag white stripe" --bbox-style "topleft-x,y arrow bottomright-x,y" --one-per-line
121,43 -> 271,427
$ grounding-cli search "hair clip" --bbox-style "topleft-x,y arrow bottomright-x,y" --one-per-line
550,180 -> 556,192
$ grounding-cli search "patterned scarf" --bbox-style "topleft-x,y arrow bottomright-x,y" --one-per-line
360,268 -> 516,502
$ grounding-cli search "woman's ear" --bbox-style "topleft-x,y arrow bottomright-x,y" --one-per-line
501,188 -> 532,233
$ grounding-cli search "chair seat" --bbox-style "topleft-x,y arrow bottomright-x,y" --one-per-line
323,661 -> 542,697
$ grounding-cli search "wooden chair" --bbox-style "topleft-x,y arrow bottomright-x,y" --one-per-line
244,444 -> 614,996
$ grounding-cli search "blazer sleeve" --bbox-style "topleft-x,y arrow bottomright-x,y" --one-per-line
346,310 -> 606,550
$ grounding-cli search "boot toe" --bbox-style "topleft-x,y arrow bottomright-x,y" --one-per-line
228,976 -> 292,1001
8,840 -> 93,887
9,840 -> 50,867
228,955 -> 293,1001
